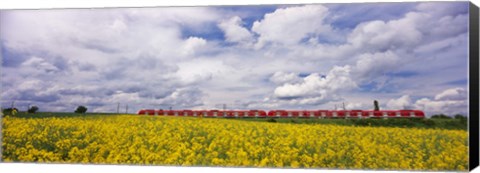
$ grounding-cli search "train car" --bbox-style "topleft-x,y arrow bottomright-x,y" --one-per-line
300,110 -> 317,118
399,110 -> 425,118
348,110 -> 363,118
268,110 -> 289,117
246,110 -> 267,117
156,110 -> 165,116
224,110 -> 235,118
137,109 -> 426,119
317,110 -> 328,118
138,109 -> 155,115
193,110 -> 208,117
183,110 -> 194,117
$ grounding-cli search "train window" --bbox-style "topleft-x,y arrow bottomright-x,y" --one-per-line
345,112 -> 350,117
333,112 -> 337,117
321,112 -> 326,117
383,112 -> 388,117
410,112 -> 415,117
357,112 -> 362,116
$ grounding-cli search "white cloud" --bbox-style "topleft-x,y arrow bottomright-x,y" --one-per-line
352,51 -> 400,81
345,102 -> 365,110
414,98 -> 467,116
434,87 -> 467,101
273,65 -> 356,105
347,17 -> 422,51
182,37 -> 207,56
175,59 -> 231,85
386,95 -> 412,110
269,71 -> 302,84
20,56 -> 60,74
252,5 -> 331,48
0,3 -> 469,113
387,88 -> 468,116
218,16 -> 254,46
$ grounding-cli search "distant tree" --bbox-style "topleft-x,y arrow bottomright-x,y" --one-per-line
374,100 -> 380,111
431,114 -> 452,119
27,106 -> 39,114
75,106 -> 88,114
454,114 -> 467,120
2,107 -> 18,116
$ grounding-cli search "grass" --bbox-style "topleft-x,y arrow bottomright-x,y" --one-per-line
232,117 -> 468,130
2,111 -> 122,118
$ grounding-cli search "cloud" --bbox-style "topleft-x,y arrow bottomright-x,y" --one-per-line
352,51 -> 400,83
273,65 -> 356,105
0,3 -> 470,113
218,16 -> 254,46
251,5 -> 331,48
387,88 -> 468,116
386,95 -> 412,110
269,71 -> 302,84
181,37 -> 207,56
414,98 -> 467,116
20,56 -> 60,74
347,18 -> 422,51
345,102 -> 365,110
434,87 -> 467,101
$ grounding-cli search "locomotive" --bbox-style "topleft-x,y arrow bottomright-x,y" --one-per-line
137,109 -> 425,118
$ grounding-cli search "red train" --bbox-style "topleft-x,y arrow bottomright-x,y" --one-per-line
137,109 -> 425,118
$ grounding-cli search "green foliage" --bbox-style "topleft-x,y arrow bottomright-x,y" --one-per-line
74,106 -> 88,114
2,108 -> 18,116
236,117 -> 467,130
7,112 -> 118,118
27,106 -> 39,114
431,114 -> 452,119
454,114 -> 466,120
267,118 -> 277,123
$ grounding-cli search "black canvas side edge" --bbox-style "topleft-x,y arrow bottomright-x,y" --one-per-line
469,2 -> 480,171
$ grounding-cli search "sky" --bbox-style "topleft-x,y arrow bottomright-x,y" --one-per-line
0,2 -> 470,116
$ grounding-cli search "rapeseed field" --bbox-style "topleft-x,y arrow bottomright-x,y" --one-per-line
1,115 -> 468,171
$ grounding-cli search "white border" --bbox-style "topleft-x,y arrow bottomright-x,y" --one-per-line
0,0 -> 476,173
0,0 -> 469,9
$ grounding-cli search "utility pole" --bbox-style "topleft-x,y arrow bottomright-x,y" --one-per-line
334,104 -> 337,110
343,102 -> 346,110
223,104 -> 226,111
11,100 -> 15,109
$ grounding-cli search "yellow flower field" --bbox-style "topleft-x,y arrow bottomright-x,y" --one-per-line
1,115 -> 468,171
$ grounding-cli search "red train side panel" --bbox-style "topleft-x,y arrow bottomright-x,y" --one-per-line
137,109 -> 426,119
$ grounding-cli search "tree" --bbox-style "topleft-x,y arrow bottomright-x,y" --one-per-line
431,114 -> 451,119
28,106 -> 39,114
374,100 -> 380,111
75,106 -> 88,114
2,107 -> 18,116
454,114 -> 466,120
